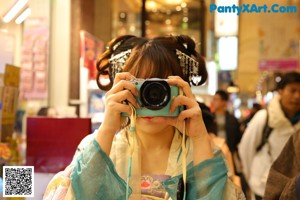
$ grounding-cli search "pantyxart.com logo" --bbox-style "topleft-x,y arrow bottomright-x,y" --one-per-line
210,3 -> 298,15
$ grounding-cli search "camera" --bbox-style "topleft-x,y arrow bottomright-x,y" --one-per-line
122,78 -> 183,117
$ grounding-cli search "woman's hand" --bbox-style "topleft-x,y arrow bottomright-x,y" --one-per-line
101,72 -> 139,133
96,72 -> 139,156
152,76 -> 207,139
151,76 -> 213,164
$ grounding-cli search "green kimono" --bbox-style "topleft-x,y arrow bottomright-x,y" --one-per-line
69,130 -> 244,200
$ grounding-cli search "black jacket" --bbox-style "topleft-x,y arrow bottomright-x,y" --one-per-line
214,111 -> 241,153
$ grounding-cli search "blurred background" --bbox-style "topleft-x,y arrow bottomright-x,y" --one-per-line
0,0 -> 299,122
0,0 -> 299,199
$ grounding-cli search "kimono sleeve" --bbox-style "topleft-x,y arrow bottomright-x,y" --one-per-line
162,155 -> 245,200
42,133 -> 95,200
70,139 -> 130,200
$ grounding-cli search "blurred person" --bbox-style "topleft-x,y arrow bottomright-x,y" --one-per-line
211,90 -> 241,155
263,129 -> 300,200
198,102 -> 241,188
43,35 -> 245,199
238,71 -> 300,200
37,107 -> 57,117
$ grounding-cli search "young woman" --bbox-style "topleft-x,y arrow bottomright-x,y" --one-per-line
43,35 -> 244,200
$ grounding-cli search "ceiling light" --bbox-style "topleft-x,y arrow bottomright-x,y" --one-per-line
275,76 -> 281,83
165,19 -> 171,25
3,0 -> 29,23
181,2 -> 187,8
146,1 -> 157,10
15,7 -> 31,24
176,6 -> 182,11
129,25 -> 136,32
182,17 -> 188,23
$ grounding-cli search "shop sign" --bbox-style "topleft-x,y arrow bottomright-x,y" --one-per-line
259,59 -> 299,71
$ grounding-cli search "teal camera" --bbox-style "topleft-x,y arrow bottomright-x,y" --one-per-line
123,78 -> 183,117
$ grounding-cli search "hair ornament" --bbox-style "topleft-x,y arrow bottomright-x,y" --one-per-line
113,41 -> 122,51
109,49 -> 132,79
176,49 -> 201,85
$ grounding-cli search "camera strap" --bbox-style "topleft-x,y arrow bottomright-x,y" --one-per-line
126,103 -> 137,200
178,88 -> 187,200
181,121 -> 187,200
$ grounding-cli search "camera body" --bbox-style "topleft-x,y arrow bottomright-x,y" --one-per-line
122,78 -> 183,117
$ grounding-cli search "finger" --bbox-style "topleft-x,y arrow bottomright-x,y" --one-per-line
167,76 -> 194,98
114,104 -> 133,116
177,109 -> 200,121
170,95 -> 198,113
108,90 -> 139,108
119,104 -> 133,116
107,80 -> 139,97
114,72 -> 136,85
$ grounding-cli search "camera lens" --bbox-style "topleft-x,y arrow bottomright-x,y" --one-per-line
140,80 -> 170,110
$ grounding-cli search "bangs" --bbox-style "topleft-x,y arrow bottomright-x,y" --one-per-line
129,57 -> 170,79
123,42 -> 183,79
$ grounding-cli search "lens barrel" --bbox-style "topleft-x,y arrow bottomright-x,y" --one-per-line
140,80 -> 170,110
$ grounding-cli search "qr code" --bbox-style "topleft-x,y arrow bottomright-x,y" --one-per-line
3,166 -> 34,197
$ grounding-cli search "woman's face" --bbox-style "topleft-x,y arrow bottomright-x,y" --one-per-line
278,82 -> 300,113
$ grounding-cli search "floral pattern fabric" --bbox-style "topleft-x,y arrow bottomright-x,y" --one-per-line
141,174 -> 170,199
